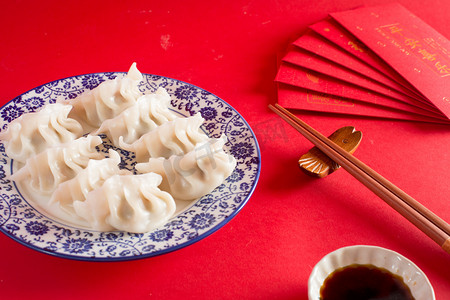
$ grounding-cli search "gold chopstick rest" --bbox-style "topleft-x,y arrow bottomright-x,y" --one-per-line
298,126 -> 362,178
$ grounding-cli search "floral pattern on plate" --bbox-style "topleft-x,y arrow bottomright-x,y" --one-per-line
0,72 -> 260,261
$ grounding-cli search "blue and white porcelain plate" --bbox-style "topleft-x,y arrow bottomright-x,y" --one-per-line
0,72 -> 260,261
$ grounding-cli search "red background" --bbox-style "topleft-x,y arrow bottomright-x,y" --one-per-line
1,1 -> 449,299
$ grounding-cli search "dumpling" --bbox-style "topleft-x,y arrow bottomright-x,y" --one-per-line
135,136 -> 236,201
94,87 -> 178,146
64,62 -> 144,132
10,135 -> 104,195
73,173 -> 176,233
0,102 -> 83,164
119,112 -> 209,162
50,149 -> 128,215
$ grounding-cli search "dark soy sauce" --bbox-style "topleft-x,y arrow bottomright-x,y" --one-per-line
320,264 -> 415,300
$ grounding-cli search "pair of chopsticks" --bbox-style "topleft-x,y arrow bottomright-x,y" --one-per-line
269,103 -> 450,254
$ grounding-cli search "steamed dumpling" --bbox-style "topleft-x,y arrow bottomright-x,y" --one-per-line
136,136 -> 236,201
0,102 -> 83,164
73,173 -> 176,233
64,62 -> 144,132
50,149 -> 128,215
119,112 -> 209,162
11,135 -> 104,195
94,87 -> 178,146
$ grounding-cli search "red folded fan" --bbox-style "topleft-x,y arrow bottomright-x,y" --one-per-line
275,2 -> 450,123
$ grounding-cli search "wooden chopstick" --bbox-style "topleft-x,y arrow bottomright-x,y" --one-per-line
269,103 -> 450,254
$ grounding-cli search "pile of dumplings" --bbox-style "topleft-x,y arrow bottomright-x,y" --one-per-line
0,63 -> 236,233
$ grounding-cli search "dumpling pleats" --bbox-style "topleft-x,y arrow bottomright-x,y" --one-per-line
73,173 -> 176,233
11,135 -> 104,195
50,149 -> 127,216
119,112 -> 209,162
95,87 -> 179,146
136,136 -> 236,201
65,62 -> 143,132
0,102 -> 83,164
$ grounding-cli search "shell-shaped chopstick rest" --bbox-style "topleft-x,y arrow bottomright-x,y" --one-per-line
298,126 -> 362,178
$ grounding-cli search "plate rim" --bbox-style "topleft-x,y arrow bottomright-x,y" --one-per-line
0,71 -> 261,262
